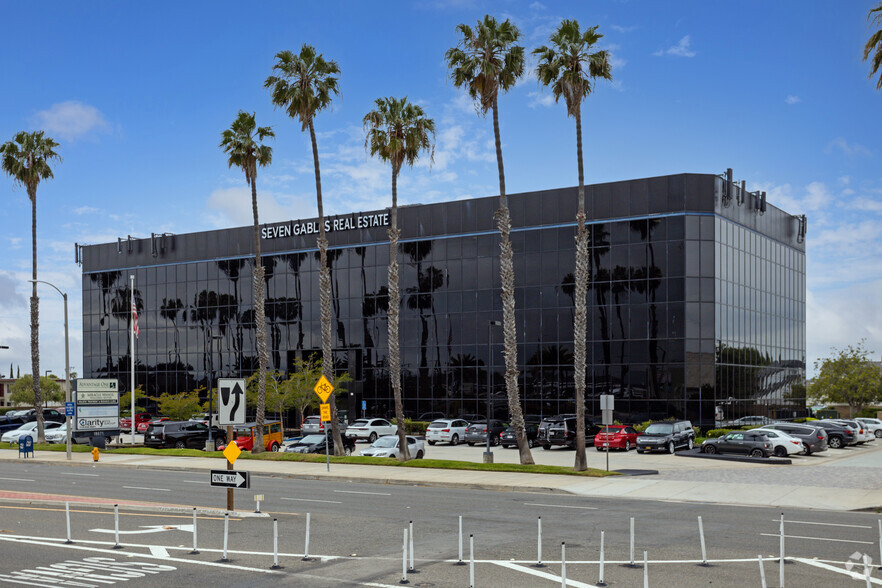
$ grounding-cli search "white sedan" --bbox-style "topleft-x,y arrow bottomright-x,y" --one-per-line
425,419 -> 469,446
345,418 -> 397,443
360,435 -> 425,459
749,428 -> 803,457
856,418 -> 882,439
2,421 -> 63,444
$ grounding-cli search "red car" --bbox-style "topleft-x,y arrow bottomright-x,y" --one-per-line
120,412 -> 156,432
137,417 -> 170,433
594,425 -> 639,451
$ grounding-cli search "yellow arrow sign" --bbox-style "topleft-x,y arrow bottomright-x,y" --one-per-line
314,374 -> 334,403
320,403 -> 331,422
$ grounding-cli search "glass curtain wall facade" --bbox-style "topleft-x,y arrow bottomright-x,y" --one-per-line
80,173 -> 806,427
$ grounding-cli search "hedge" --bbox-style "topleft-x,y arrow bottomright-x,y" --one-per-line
390,419 -> 431,435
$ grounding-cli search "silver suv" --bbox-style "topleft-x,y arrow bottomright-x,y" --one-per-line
301,416 -> 347,435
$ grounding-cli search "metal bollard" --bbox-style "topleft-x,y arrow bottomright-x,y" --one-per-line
534,516 -> 544,567
271,519 -> 280,569
698,515 -> 708,566
400,527 -> 408,584
409,520 -> 415,572
113,504 -> 122,549
758,555 -> 767,588
597,530 -> 606,586
456,515 -> 464,565
222,512 -> 230,562
469,534 -> 475,588
190,508 -> 199,554
630,517 -> 636,567
560,542 -> 566,588
643,551 -> 648,588
64,501 -> 73,544
302,512 -> 311,561
779,513 -> 785,588
878,519 -> 881,571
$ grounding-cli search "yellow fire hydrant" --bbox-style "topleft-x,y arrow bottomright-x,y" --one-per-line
91,447 -> 100,462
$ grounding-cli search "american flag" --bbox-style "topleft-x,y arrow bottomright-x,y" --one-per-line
132,301 -> 139,339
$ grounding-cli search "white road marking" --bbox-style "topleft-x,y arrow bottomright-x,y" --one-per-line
523,503 -> 597,510
122,486 -> 170,492
90,525 -> 194,535
182,481 -> 204,484
280,497 -> 342,504
491,561 -> 596,587
333,490 -> 391,496
60,473 -> 99,477
0,477 -> 35,482
149,545 -> 170,557
791,557 -> 882,585
760,533 -> 874,545
775,519 -> 872,529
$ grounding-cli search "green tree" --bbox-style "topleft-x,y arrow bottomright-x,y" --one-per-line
120,385 -> 149,416
220,111 -> 274,454
809,341 -> 882,417
363,96 -> 435,461
245,370 -> 294,429
864,3 -> 882,90
534,20 -> 611,471
10,375 -> 63,406
1,130 -> 61,443
446,15 -> 533,464
155,389 -> 204,422
265,45 -> 344,454
289,355 -> 323,428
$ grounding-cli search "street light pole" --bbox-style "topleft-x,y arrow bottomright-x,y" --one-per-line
485,320 -> 502,464
30,280 -> 71,461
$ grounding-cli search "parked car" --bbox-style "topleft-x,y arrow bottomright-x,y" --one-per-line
701,431 -> 771,457
813,420 -> 857,448
833,419 -> 874,444
748,428 -> 803,457
137,416 -> 170,433
728,416 -> 774,427
537,414 -> 574,447
465,420 -> 508,446
143,420 -> 226,449
360,435 -> 425,459
758,423 -> 827,455
44,422 -> 99,445
500,423 -> 539,448
1,421 -> 63,444
856,418 -> 882,438
636,420 -> 695,454
188,413 -> 219,427
120,412 -> 156,432
219,421 -> 284,452
425,419 -> 469,446
544,416 -> 601,450
594,425 -> 640,451
345,418 -> 397,443
458,413 -> 485,423
284,433 -> 355,455
301,415 -> 348,435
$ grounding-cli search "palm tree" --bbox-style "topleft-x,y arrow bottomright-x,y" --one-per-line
864,3 -> 882,89
1,131 -> 60,443
535,19 -> 611,471
265,45 -> 346,454
446,15 -> 533,464
219,111 -> 274,453
363,97 -> 435,461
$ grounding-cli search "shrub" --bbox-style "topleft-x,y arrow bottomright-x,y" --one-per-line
692,426 -> 702,438
391,419 -> 430,435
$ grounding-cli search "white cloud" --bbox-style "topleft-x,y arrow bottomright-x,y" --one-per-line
653,35 -> 696,58
73,206 -> 99,215
528,1 -> 546,10
826,137 -> 872,157
528,91 -> 556,109
851,197 -> 882,212
31,101 -> 110,142
807,282 -> 882,376
785,95 -> 801,105
610,25 -> 637,34
203,186 -> 317,228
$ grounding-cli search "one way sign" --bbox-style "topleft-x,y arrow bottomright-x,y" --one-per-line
218,378 -> 246,425
210,469 -> 250,488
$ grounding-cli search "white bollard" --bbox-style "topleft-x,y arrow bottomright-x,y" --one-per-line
190,508 -> 199,554
630,517 -> 636,567
64,501 -> 72,544
878,519 -> 881,571
271,519 -> 280,569
779,513 -> 785,588
758,555 -> 767,588
598,530 -> 606,586
864,554 -> 872,588
401,527 -> 408,584
457,515 -> 464,565
698,515 -> 708,566
469,534 -> 475,588
409,520 -> 415,572
560,542 -> 566,588
536,516 -> 544,567
643,551 -> 648,588
302,512 -> 311,561
222,512 -> 230,562
113,504 -> 121,549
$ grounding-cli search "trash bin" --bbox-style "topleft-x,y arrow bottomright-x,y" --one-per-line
90,434 -> 106,449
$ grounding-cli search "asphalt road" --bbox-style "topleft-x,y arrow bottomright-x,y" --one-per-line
0,461 -> 879,586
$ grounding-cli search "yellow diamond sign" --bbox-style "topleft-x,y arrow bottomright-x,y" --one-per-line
223,441 -> 242,465
314,374 -> 334,403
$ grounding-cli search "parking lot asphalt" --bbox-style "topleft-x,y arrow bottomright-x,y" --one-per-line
2,438 -> 879,512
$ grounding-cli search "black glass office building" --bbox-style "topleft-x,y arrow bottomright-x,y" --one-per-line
80,172 -> 806,426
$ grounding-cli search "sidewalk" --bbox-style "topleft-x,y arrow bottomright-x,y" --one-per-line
0,448 -> 879,512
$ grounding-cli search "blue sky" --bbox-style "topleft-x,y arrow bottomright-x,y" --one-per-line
0,0 -> 879,380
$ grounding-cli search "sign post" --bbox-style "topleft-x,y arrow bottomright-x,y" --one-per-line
600,394 -> 615,472
218,378 -> 246,511
315,375 -> 334,472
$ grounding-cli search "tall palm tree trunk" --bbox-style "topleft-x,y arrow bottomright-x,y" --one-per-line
310,120 -> 344,454
573,108 -> 589,471
29,187 -> 43,442
251,178 -> 267,453
492,98 -> 533,464
388,165 -> 410,461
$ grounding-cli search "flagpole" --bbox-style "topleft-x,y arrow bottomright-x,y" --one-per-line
130,274 -> 135,446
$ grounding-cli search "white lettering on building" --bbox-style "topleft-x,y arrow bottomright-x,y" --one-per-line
262,213 -> 389,240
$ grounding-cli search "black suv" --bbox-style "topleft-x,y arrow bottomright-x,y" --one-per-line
812,420 -> 857,449
701,431 -> 771,457
543,416 -> 601,450
636,420 -> 695,454
144,421 -> 226,449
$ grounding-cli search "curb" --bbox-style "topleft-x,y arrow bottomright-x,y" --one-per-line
677,449 -> 792,465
